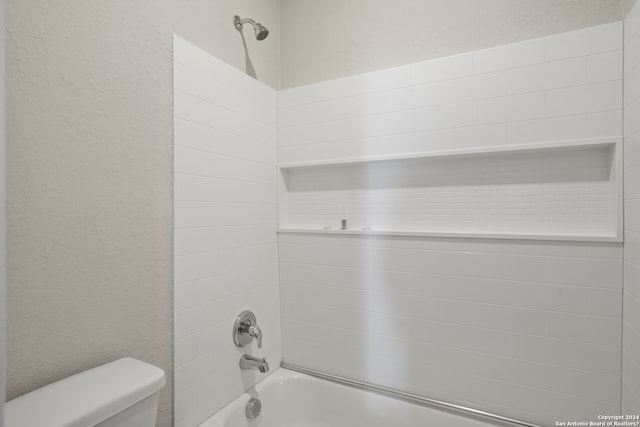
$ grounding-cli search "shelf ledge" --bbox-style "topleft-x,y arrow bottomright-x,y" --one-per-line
277,137 -> 619,170
277,228 -> 622,243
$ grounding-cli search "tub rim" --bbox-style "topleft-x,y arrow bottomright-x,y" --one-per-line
199,364 -> 544,427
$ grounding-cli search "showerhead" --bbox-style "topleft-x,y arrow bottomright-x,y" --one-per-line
233,15 -> 269,41
254,23 -> 269,41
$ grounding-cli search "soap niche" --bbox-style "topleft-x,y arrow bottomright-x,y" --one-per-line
277,139 -> 622,242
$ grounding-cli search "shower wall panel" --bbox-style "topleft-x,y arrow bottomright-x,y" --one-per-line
173,36 -> 281,427
277,23 -> 624,426
278,22 -> 623,165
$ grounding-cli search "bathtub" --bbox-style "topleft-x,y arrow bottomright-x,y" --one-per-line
199,368 -> 519,427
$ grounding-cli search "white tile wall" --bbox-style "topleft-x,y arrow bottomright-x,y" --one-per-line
170,22 -> 628,427
623,2 -> 640,416
278,22 -> 623,164
282,144 -> 616,237
277,23 -> 625,427
278,234 -> 623,425
278,23 -> 624,241
173,36 -> 281,427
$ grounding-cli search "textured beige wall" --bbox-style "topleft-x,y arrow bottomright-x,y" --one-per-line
5,1 -> 279,426
280,0 -> 624,88
624,0 -> 639,16
171,0 -> 280,89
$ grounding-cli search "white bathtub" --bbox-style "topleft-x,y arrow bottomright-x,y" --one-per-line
199,368 -> 509,427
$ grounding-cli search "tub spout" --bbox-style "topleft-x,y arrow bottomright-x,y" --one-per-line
239,354 -> 269,373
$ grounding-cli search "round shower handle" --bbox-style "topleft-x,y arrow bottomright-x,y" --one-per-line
233,310 -> 263,348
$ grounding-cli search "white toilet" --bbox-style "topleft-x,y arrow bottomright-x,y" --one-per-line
5,357 -> 166,427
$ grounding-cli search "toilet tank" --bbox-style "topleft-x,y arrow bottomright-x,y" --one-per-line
5,357 -> 166,427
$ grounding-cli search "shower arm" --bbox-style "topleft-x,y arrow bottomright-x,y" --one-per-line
233,16 -> 256,31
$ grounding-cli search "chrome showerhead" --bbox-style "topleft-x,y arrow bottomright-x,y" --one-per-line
254,23 -> 269,41
233,15 -> 269,41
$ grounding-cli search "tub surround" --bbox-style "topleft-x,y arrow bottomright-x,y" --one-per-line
277,22 -> 624,426
172,36 -> 281,427
173,21 -> 626,427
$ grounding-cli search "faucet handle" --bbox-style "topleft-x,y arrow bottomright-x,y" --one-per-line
233,310 -> 264,348
248,324 -> 262,349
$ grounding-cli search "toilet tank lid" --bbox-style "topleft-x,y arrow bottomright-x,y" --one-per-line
5,357 -> 166,427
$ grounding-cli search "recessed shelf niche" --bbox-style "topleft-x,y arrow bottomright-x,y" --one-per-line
277,139 -> 622,242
